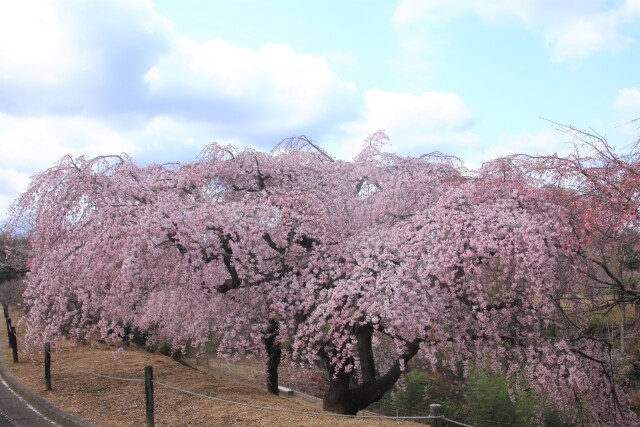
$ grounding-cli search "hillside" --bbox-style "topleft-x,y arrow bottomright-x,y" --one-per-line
0,308 -> 411,427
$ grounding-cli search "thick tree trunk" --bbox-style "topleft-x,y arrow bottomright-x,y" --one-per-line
323,367 -> 358,415
356,324 -> 376,383
322,328 -> 421,415
263,320 -> 282,396
266,347 -> 281,395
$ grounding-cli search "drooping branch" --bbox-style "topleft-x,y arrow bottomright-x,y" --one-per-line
262,233 -> 285,254
272,135 -> 334,162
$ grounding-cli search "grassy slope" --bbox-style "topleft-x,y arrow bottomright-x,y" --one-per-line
0,308 -> 408,427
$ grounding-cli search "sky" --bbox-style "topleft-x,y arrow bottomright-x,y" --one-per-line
1,0 -> 640,219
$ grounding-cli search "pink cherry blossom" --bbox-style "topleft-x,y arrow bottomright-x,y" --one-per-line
4,132 -> 637,424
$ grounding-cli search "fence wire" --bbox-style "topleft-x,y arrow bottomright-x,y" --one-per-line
1,313 -> 474,426
183,350 -> 445,421
48,356 -> 476,425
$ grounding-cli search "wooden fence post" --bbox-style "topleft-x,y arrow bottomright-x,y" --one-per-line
10,326 -> 18,363
429,404 -> 443,427
2,304 -> 8,320
5,317 -> 11,348
44,342 -> 51,390
145,366 -> 154,427
621,301 -> 626,354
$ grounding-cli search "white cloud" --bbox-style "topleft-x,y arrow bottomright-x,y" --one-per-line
0,195 -> 17,225
0,112 -> 251,219
326,88 -> 479,161
393,0 -> 640,62
0,0 -> 357,133
0,0 -> 78,84
612,88 -> 640,139
0,0 -> 362,220
0,113 -> 138,219
614,87 -> 640,113
0,114 -> 139,171
472,128 -> 571,169
325,88 -> 570,168
327,52 -> 355,65
145,37 -> 357,130
0,169 -> 30,197
127,115 -> 253,164
361,89 -> 473,131
393,0 -> 603,27
0,0 -> 171,86
0,0 -> 171,116
0,168 -> 31,224
545,11 -> 637,62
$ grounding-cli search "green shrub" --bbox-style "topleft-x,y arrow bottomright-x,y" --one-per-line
586,315 -> 611,340
464,371 -> 532,426
628,349 -> 640,387
157,342 -> 172,356
460,371 -> 572,427
157,342 -> 183,361
377,369 -> 572,426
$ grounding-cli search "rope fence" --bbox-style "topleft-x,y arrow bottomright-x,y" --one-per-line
50,358 -> 465,426
183,349 -> 446,420
38,356 -> 479,425
2,307 -> 473,427
79,367 -> 473,427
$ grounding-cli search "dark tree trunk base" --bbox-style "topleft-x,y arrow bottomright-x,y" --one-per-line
264,320 -> 282,396
322,369 -> 358,415
321,330 -> 421,415
266,352 -> 281,396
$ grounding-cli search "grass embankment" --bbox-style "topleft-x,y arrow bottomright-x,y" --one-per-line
0,308 -> 406,427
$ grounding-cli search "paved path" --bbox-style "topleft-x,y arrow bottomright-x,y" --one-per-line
0,310 -> 91,427
0,375 -> 57,427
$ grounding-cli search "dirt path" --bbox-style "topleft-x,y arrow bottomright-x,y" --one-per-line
0,309 -> 412,426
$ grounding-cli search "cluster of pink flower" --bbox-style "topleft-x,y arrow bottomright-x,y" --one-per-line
6,129 -> 640,423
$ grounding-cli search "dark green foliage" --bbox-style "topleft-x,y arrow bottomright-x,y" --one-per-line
157,342 -> 172,356
586,315 -> 611,340
628,349 -> 640,387
464,371 -> 527,426
377,369 -> 572,426
0,234 -> 29,283
395,370 -> 431,412
376,370 -> 435,417
463,372 -> 572,426
203,341 -> 218,353
129,325 -> 151,347
157,341 -> 183,361
621,246 -> 640,272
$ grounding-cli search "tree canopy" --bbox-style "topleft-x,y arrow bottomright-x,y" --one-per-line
5,130 -> 640,425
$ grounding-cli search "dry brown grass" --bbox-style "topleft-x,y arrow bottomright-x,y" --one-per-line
1,309 -> 410,427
